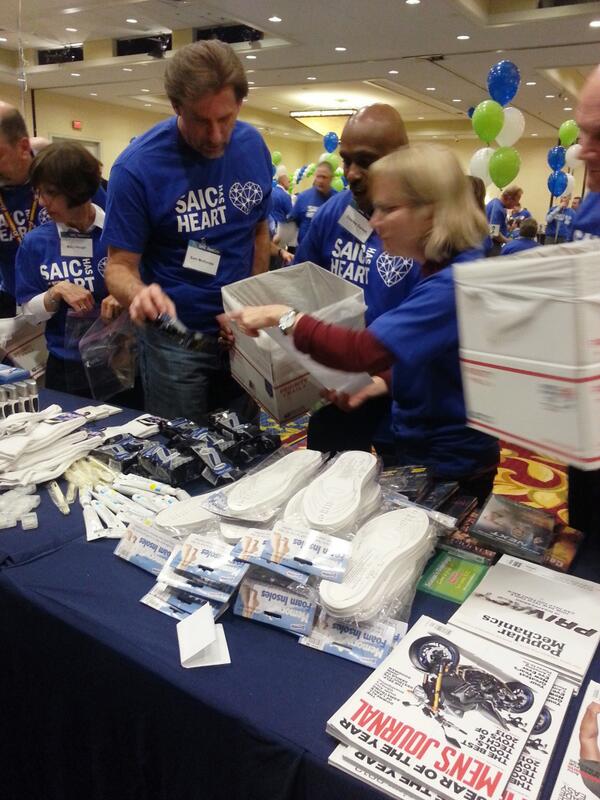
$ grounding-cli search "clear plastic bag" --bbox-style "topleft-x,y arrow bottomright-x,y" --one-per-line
79,311 -> 136,400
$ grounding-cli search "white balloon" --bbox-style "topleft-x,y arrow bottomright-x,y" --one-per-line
468,147 -> 494,186
565,143 -> 583,170
496,107 -> 525,147
560,173 -> 576,198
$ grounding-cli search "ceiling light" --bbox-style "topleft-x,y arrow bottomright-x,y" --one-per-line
70,72 -> 80,77
242,98 -> 248,103
531,133 -> 538,137
271,106 -> 278,110
406,0 -> 420,4
268,16 -> 282,22
65,27 -> 78,32
426,87 -> 436,91
248,81 -> 255,85
0,37 -> 7,42
564,106 -> 573,111
457,34 -> 470,40
90,92 -> 97,96
141,88 -> 149,92
126,18 -> 138,24
452,98 -> 461,102
144,103 -> 152,107
123,67 -> 133,72
290,108 -> 356,118
307,76 -> 316,80
545,94 -> 555,98
526,81 -> 536,86
335,46 -> 347,52
590,20 -> 600,28
247,69 -> 255,73
246,55 -> 256,59
284,132 -> 289,135
496,49 -> 504,53
388,70 -> 399,75
417,116 -> 424,120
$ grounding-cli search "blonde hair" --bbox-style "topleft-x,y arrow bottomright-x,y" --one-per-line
164,40 -> 248,108
370,143 -> 489,263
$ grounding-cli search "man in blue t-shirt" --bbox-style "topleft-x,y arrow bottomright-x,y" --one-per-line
485,186 -> 522,256
545,195 -> 576,244
103,40 -> 272,421
294,103 -> 419,454
501,218 -> 540,255
270,166 -> 292,227
290,161 -> 335,244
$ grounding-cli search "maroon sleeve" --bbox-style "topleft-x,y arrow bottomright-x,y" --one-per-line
293,314 -> 394,374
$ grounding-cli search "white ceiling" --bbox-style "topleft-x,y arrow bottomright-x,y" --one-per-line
0,0 -> 599,141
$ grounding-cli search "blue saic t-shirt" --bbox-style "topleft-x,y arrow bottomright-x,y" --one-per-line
269,184 -> 292,226
0,183 -> 105,297
545,206 -> 576,240
571,192 -> 600,240
486,197 -> 508,238
102,117 -> 272,334
369,248 -> 499,479
15,208 -> 108,361
290,186 -> 335,244
501,237 -> 540,255
293,190 -> 420,324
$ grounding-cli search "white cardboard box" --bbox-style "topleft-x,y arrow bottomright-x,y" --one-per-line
454,239 -> 600,367
460,348 -> 600,469
222,262 -> 366,424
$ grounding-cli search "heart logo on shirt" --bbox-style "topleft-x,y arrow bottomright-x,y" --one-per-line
38,207 -> 51,225
97,257 -> 107,276
229,181 -> 264,215
376,253 -> 414,287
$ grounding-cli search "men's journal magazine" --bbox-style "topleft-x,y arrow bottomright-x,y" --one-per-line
326,615 -> 557,800
450,555 -> 600,689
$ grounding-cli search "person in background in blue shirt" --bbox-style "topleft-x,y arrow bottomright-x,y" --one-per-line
290,161 -> 335,244
268,165 -> 294,268
501,217 -> 540,255
15,142 -> 118,397
507,202 -> 531,238
545,194 -> 576,244
293,104 -> 419,455
231,144 -> 500,503
486,185 -> 522,256
103,40 -> 272,422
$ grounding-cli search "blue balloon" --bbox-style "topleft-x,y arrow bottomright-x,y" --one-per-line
272,164 -> 277,177
323,131 -> 339,153
547,145 -> 566,171
272,177 -> 277,187
548,170 -> 568,197
487,60 -> 521,106
467,106 -> 475,119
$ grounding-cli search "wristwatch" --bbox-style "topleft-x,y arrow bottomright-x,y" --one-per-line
278,308 -> 298,336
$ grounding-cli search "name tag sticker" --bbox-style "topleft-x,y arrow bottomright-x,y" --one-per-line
183,240 -> 221,276
60,232 -> 93,258
338,205 -> 373,243
489,223 -> 500,237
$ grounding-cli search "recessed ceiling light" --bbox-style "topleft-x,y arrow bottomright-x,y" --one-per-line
496,49 -> 504,53
268,16 -> 282,22
126,18 -> 138,24
457,34 -> 470,40
526,81 -> 536,86
590,20 -> 600,27
249,86 -> 257,90
417,116 -> 424,120
531,133 -> 538,137
271,106 -> 278,110
0,37 -> 7,42
564,106 -> 573,111
17,77 -> 26,82
246,55 -> 256,60
141,88 -> 149,92
65,27 -> 78,32
335,46 -> 347,52
122,67 -> 133,72
248,81 -> 255,85
406,0 -> 420,4
242,98 -> 248,103
247,69 -> 255,73
307,76 -> 316,80
426,87 -> 436,91
388,69 -> 399,75
452,98 -> 462,102
545,94 -> 555,98
144,103 -> 152,107
70,72 -> 80,77
90,92 -> 97,96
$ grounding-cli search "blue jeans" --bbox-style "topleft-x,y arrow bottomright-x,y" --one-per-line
138,325 -> 257,423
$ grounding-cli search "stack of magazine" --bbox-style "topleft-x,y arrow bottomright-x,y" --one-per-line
326,615 -> 561,800
449,555 -> 600,692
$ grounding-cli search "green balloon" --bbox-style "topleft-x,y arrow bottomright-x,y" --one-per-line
305,162 -> 316,178
334,166 -> 344,177
472,100 -> 504,144
325,153 -> 340,170
331,176 -> 344,192
271,150 -> 282,166
559,119 -> 579,148
488,146 -> 521,189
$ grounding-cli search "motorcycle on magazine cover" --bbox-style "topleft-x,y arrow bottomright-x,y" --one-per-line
403,635 -> 552,748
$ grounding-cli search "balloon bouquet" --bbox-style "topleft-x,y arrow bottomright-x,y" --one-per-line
285,132 -> 346,195
469,60 -> 524,190
546,121 -> 581,199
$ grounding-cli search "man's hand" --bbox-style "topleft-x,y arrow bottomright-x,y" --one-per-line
100,294 -> 123,322
216,312 -> 235,349
228,304 -> 293,337
129,283 -> 176,325
321,375 -> 389,412
51,281 -> 94,313
580,701 -> 600,762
